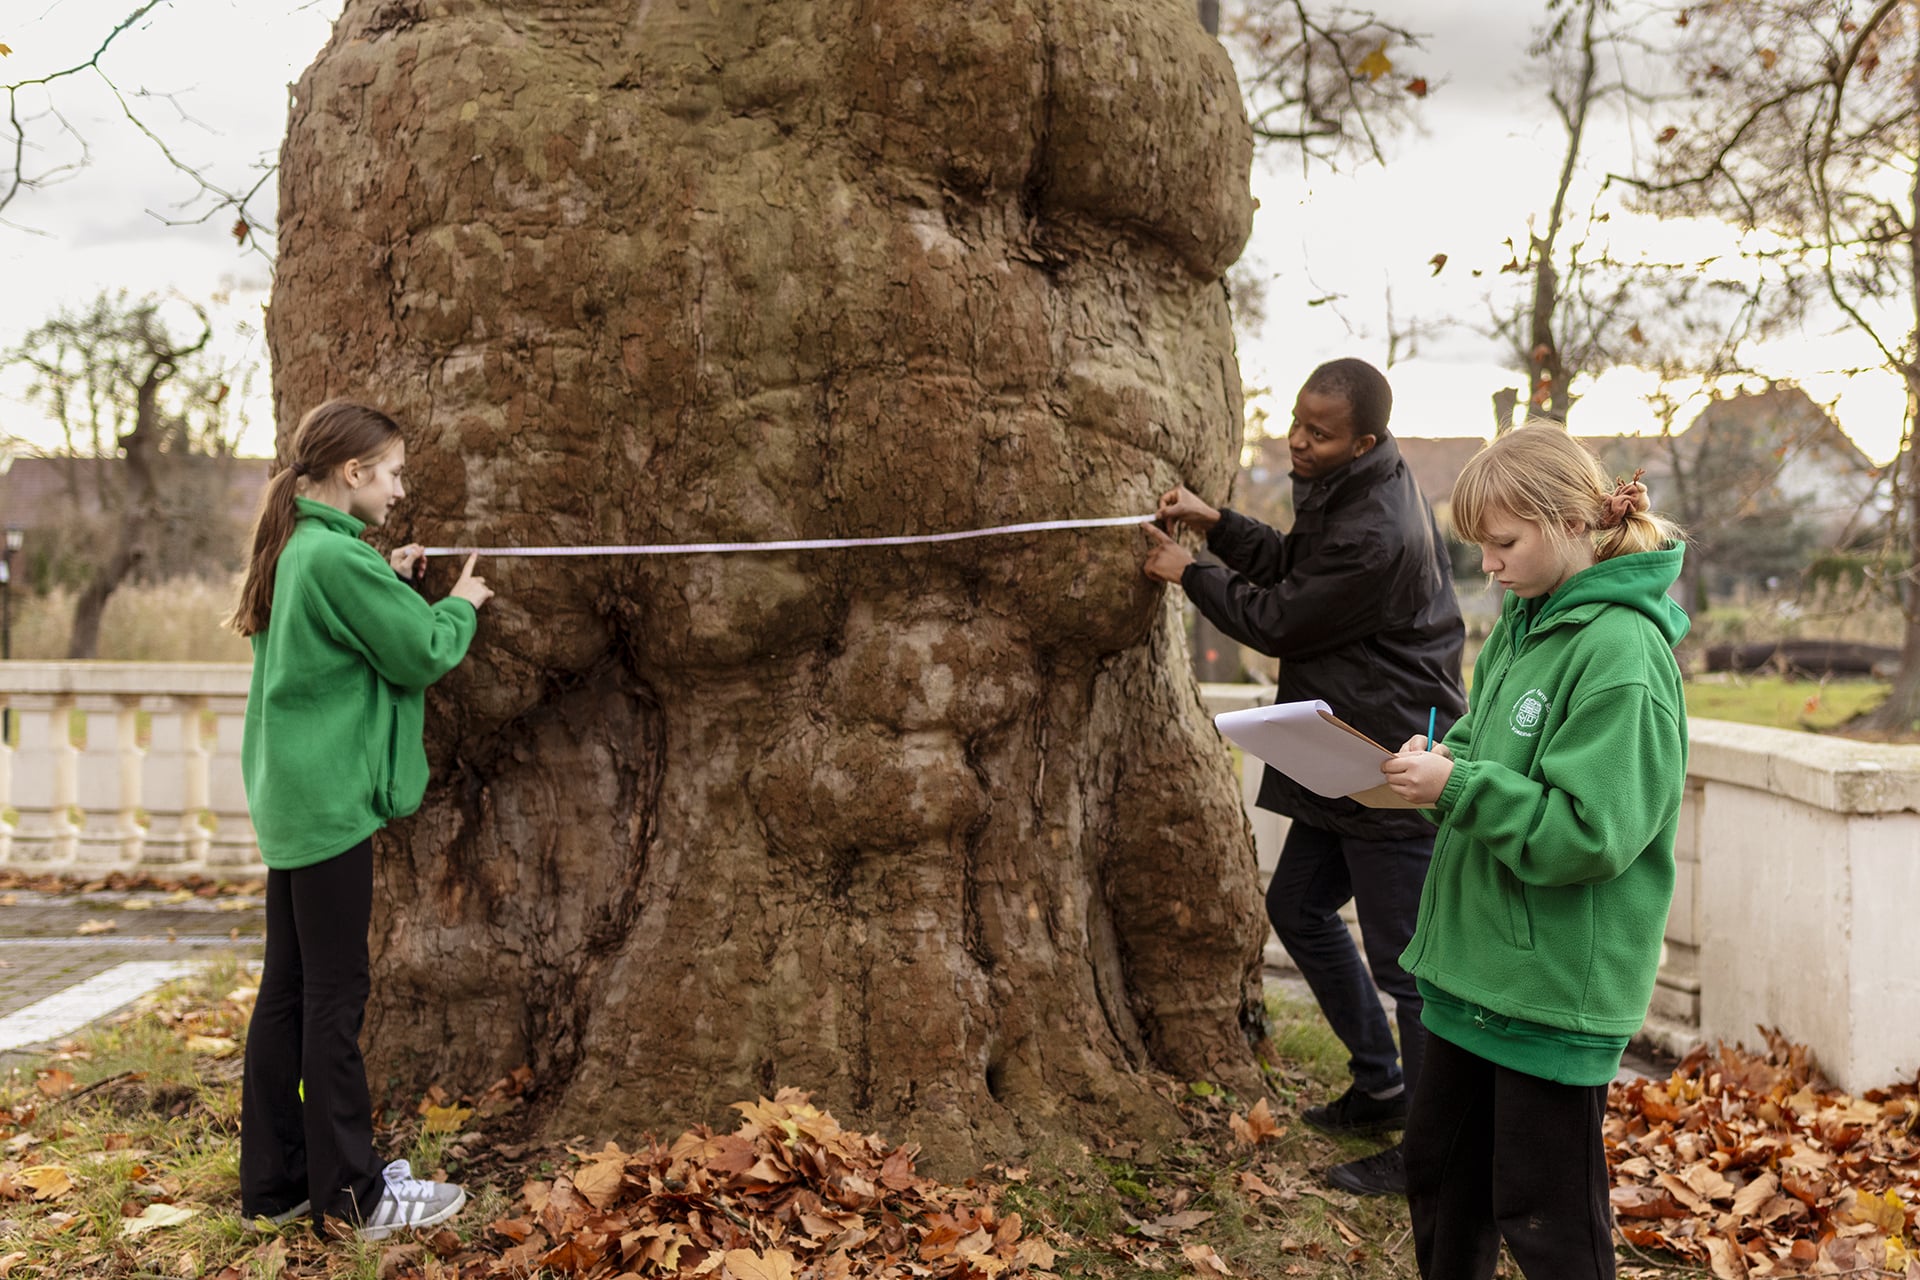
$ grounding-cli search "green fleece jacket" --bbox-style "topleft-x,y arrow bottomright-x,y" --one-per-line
1400,545 -> 1689,1071
242,499 -> 477,869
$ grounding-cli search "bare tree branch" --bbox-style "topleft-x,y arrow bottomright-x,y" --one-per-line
2,1 -> 277,252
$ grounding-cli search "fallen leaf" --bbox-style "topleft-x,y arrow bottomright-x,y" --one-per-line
1730,1171 -> 1778,1218
1228,1098 -> 1283,1145
1139,1209 -> 1213,1238
183,1036 -> 238,1057
571,1158 -> 624,1210
1182,1242 -> 1233,1276
420,1104 -> 473,1134
122,1202 -> 198,1237
76,919 -> 117,936
1838,1186 -> 1907,1235
723,1248 -> 797,1280
1236,1170 -> 1282,1200
20,1165 -> 74,1200
36,1069 -> 75,1097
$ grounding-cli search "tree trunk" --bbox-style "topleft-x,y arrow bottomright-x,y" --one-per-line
269,0 -> 1265,1170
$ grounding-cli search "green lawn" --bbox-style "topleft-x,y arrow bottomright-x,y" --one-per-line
1684,676 -> 1888,732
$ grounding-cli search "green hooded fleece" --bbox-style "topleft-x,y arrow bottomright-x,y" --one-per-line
1400,544 -> 1689,1084
242,498 -> 477,869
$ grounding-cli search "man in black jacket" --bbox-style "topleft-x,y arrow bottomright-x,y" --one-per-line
1142,357 -> 1465,1197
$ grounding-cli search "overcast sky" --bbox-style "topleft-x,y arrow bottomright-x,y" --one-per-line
0,0 -> 1907,465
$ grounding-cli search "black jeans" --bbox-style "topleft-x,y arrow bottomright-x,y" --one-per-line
240,839 -> 384,1226
1265,820 -> 1429,1097
1404,1031 -> 1616,1279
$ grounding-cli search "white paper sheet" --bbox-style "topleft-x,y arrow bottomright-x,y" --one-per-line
1214,699 -> 1414,808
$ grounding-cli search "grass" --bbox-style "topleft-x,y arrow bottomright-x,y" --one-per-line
4,578 -> 251,663
0,956 -> 461,1280
1683,674 -> 1889,732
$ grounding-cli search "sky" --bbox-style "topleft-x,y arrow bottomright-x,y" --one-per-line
0,0 -> 1910,465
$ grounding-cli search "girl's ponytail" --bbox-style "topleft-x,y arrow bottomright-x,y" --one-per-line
228,466 -> 304,636
226,399 -> 405,637
1594,469 -> 1680,560
1451,424 -> 1683,562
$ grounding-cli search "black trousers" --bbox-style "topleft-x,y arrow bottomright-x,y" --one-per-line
1403,1030 -> 1616,1280
1265,821 -> 1429,1098
240,839 -> 384,1226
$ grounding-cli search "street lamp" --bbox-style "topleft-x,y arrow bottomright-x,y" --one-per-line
2,525 -> 19,741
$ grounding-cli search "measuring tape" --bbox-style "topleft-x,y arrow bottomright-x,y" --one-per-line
421,513 -> 1157,558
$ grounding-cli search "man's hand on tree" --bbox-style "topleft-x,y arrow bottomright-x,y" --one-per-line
1155,485 -> 1221,533
1141,522 -> 1196,584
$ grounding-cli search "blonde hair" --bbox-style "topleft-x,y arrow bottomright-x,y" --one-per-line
1450,424 -> 1683,562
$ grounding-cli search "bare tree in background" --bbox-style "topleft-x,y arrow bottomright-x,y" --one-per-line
1626,0 -> 1920,728
8,292 -> 253,656
1,1 -> 285,244
1226,0 -> 1430,170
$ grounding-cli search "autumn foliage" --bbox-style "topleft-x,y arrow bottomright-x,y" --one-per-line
1607,1031 -> 1920,1279
476,1089 -> 1057,1280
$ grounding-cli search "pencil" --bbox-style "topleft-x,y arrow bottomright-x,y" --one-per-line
1427,706 -> 1437,753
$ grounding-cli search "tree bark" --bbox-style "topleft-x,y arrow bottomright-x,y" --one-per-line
269,0 -> 1265,1170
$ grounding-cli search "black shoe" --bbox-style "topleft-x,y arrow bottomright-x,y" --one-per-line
1325,1143 -> 1405,1197
1302,1085 -> 1407,1136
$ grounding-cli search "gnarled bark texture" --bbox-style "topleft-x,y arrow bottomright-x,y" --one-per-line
269,0 -> 1263,1169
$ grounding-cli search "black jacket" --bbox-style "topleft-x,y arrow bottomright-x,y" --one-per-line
1181,437 -> 1466,840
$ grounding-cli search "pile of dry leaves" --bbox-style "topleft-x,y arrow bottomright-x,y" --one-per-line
470,1090 -> 1055,1279
1608,1030 -> 1920,1279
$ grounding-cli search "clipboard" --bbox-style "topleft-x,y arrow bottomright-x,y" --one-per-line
1213,699 -> 1419,809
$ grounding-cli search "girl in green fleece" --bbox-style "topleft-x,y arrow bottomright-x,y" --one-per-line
1380,425 -> 1687,1280
229,401 -> 493,1241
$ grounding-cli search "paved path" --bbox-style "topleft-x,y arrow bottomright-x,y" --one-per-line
0,888 -> 264,1058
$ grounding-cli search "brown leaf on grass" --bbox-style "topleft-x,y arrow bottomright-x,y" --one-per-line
35,1069 -> 75,1098
19,1165 -> 73,1200
0,1251 -> 27,1277
1181,1242 -> 1233,1276
1137,1210 -> 1213,1239
1228,1098 -> 1283,1146
1235,1170 -> 1282,1200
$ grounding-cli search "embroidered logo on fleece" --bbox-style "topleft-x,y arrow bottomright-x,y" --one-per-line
1508,688 -> 1550,737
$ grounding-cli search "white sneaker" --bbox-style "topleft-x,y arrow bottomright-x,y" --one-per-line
354,1160 -> 467,1242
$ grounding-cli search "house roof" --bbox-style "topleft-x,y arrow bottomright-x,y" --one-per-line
0,455 -> 272,538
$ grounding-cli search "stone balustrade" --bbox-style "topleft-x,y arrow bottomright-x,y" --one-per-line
3,665 -> 1915,1090
0,663 -> 259,875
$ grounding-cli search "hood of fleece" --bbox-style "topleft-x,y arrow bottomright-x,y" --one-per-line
1532,543 -> 1691,646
